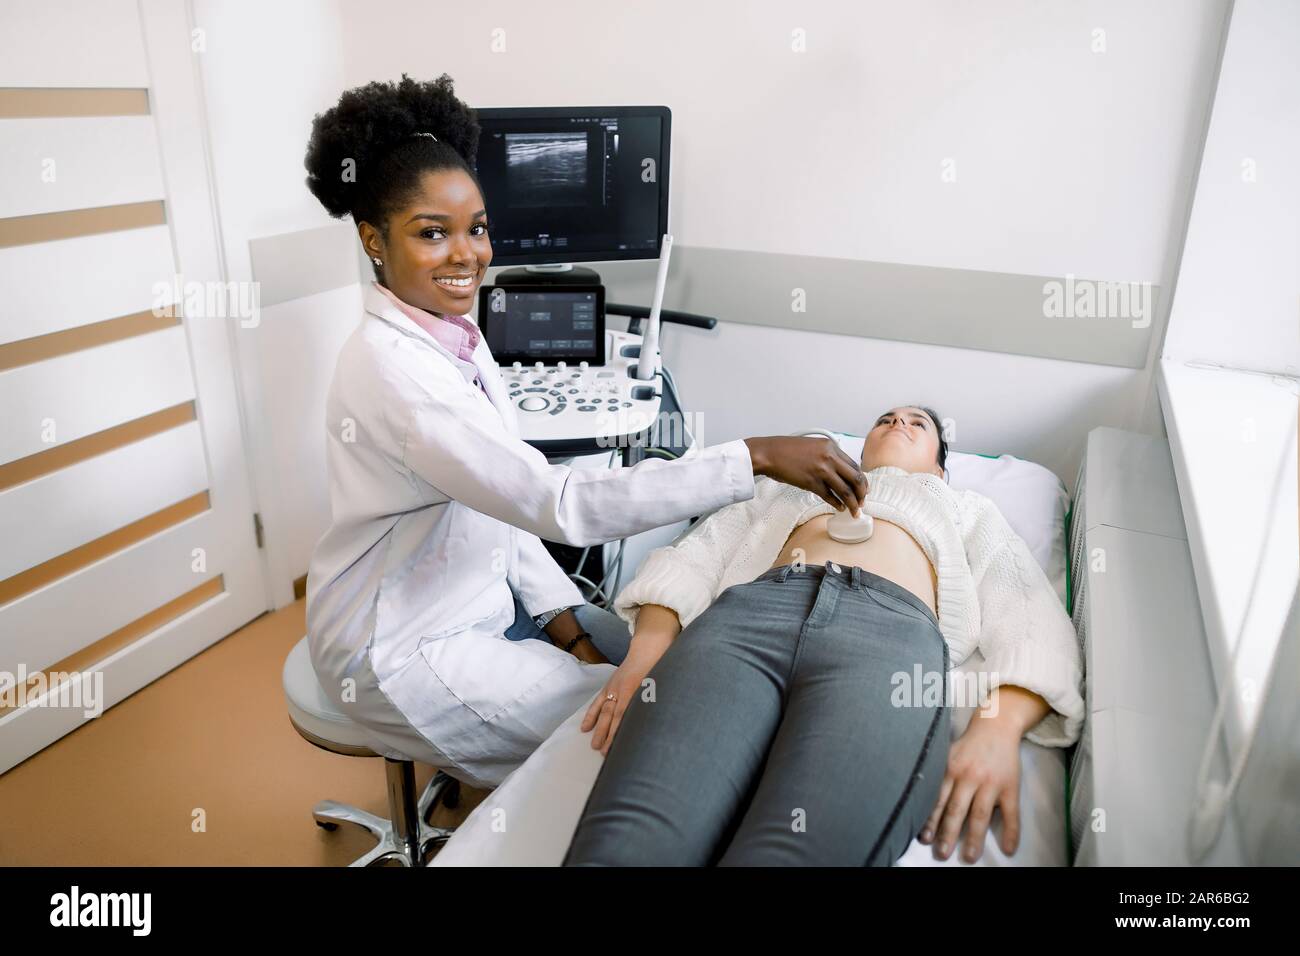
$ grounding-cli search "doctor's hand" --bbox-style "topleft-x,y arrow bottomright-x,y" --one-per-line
917,714 -> 1023,864
744,436 -> 869,516
581,628 -> 674,756
544,611 -> 609,665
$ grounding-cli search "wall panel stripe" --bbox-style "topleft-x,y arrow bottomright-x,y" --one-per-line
0,402 -> 196,489
0,423 -> 209,580
594,246 -> 1158,369
0,492 -> 209,608
0,201 -> 166,249
0,307 -> 179,373
0,575 -> 224,715
0,328 -> 198,465
0,88 -> 150,118
0,506 -> 225,675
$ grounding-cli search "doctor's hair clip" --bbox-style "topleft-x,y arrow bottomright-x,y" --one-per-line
413,132 -> 439,142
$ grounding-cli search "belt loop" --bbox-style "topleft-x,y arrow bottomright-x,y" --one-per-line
777,563 -> 793,583
850,565 -> 862,589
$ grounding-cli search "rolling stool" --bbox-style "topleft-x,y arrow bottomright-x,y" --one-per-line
282,637 -> 461,866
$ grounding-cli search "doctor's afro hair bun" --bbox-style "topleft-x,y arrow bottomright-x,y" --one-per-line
303,72 -> 482,229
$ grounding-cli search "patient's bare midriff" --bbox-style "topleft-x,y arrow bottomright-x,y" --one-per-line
768,514 -> 938,616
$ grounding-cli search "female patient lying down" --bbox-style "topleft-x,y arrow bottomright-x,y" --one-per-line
563,405 -> 1084,866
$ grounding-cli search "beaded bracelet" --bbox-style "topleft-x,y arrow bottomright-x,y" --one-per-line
560,631 -> 593,654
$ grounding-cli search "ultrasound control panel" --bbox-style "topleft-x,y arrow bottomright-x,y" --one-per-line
498,327 -> 663,446
481,282 -> 664,448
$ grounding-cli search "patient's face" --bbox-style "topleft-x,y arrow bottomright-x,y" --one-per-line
862,407 -> 943,477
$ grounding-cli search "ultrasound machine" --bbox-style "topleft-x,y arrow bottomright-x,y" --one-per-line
472,105 -> 717,460
471,105 -> 719,597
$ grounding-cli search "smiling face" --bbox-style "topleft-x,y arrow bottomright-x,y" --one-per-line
862,406 -> 945,477
357,168 -> 492,317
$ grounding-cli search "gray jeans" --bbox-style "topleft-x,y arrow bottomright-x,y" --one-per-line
563,560 -> 951,866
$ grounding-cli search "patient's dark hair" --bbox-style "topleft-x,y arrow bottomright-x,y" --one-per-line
304,73 -> 482,232
916,405 -> 949,472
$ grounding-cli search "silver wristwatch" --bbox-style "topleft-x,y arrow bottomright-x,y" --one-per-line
532,606 -> 575,629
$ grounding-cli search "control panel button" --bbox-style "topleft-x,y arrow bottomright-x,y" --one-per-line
519,396 -> 550,412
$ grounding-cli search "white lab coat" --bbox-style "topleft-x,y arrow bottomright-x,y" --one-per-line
305,281 -> 756,788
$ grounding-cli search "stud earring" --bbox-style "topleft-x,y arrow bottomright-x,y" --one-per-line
371,257 -> 382,266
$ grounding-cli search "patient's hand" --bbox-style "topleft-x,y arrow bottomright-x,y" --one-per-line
917,717 -> 1022,864
581,618 -> 677,755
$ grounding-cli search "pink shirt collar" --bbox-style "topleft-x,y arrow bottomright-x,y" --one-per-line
372,281 -> 481,363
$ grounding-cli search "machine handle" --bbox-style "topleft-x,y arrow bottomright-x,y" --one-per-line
607,302 -> 718,332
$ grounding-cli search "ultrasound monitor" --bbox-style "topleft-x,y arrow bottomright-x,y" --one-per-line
473,106 -> 670,266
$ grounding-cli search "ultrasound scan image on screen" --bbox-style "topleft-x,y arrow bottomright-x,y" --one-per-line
474,107 -> 669,264
504,132 -> 587,209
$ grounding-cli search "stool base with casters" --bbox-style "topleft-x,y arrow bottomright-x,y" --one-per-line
311,761 -> 460,867
283,636 -> 462,866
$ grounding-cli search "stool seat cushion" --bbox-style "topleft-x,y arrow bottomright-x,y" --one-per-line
283,636 -> 377,753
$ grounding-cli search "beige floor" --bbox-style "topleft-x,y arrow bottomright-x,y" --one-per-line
0,599 -> 489,865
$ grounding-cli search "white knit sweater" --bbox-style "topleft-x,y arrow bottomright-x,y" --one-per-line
613,465 -> 1085,748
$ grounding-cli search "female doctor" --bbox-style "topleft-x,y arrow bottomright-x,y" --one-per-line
302,74 -> 867,790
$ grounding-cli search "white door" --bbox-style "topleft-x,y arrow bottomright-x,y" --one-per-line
0,0 -> 269,772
